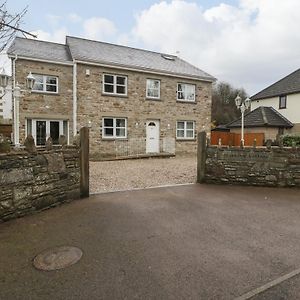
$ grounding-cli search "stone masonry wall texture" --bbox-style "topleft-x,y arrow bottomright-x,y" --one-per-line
15,59 -> 212,158
76,64 -> 212,158
0,147 -> 80,221
15,59 -> 74,144
205,146 -> 300,187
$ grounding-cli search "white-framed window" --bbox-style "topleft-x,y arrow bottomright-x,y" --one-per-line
177,83 -> 196,102
32,74 -> 58,93
26,119 -> 68,146
102,117 -> 127,139
103,74 -> 127,96
146,79 -> 160,99
176,121 -> 195,139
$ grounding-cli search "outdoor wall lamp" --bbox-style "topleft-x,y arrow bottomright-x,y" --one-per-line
0,69 -> 35,97
235,94 -> 251,146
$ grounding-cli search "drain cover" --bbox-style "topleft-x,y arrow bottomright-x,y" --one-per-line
33,246 -> 83,271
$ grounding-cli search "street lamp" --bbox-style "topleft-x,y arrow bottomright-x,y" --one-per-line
235,94 -> 251,146
0,68 -> 36,146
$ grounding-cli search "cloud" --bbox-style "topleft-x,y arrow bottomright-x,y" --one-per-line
46,14 -> 62,27
83,17 -> 117,40
132,0 -> 300,94
68,13 -> 82,23
31,28 -> 68,44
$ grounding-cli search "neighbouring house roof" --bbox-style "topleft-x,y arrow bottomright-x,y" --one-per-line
251,68 -> 300,100
211,125 -> 230,132
226,106 -> 293,129
7,36 -> 215,82
7,37 -> 72,63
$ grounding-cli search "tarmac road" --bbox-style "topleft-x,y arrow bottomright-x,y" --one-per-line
1,184 -> 300,299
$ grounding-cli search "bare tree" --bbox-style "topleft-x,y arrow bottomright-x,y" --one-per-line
211,81 -> 249,127
0,1 -> 36,52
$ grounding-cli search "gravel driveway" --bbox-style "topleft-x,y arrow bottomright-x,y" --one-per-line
90,156 -> 196,193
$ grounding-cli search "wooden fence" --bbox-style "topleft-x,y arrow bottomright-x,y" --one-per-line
0,124 -> 12,139
211,131 -> 264,146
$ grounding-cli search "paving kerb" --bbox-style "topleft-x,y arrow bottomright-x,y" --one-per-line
1,184 -> 300,299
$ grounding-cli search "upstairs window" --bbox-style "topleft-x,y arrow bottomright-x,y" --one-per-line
146,79 -> 160,99
279,95 -> 287,109
102,117 -> 127,139
32,74 -> 58,93
177,83 -> 196,102
176,121 -> 195,139
103,74 -> 127,96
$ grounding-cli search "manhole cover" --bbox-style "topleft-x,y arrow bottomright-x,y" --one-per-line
33,246 -> 83,271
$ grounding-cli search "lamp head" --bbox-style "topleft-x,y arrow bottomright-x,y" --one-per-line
245,97 -> 251,109
26,72 -> 35,90
0,68 -> 9,88
235,94 -> 242,107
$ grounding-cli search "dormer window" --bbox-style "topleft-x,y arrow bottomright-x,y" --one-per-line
279,95 -> 287,109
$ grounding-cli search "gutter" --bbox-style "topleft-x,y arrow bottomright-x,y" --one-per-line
7,54 -> 73,66
74,59 -> 216,83
72,61 -> 77,137
12,54 -> 18,145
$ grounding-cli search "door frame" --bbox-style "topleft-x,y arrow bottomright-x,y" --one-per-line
30,118 -> 69,143
146,119 -> 160,153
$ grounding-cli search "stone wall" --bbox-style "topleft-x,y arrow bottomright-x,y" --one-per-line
204,146 -> 300,187
0,146 -> 80,221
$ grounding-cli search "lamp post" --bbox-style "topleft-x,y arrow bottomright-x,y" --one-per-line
235,94 -> 251,146
0,68 -> 35,146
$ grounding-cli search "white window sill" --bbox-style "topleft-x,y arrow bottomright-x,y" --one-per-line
102,137 -> 128,141
146,97 -> 161,101
176,99 -> 196,103
32,90 -> 58,95
102,92 -> 128,98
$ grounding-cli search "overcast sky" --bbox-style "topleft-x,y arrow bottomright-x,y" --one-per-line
7,0 -> 300,95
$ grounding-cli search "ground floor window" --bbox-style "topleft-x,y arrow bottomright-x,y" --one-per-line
102,117 -> 127,139
26,119 -> 68,146
176,121 -> 195,139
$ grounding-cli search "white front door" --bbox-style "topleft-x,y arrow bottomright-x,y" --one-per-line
146,120 -> 160,153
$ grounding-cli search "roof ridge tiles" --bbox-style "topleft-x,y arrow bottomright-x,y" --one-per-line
66,35 -> 178,58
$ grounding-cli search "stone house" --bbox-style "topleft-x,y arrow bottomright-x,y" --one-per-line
7,36 -> 215,158
251,68 -> 300,135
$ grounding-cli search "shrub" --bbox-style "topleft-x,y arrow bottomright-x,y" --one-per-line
282,135 -> 300,147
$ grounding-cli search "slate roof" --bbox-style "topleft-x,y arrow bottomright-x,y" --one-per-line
251,68 -> 300,100
7,37 -> 72,63
226,106 -> 293,128
7,36 -> 215,81
65,36 -> 215,81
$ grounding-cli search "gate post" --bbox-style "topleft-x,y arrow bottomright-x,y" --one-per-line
197,131 -> 207,183
80,127 -> 89,198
